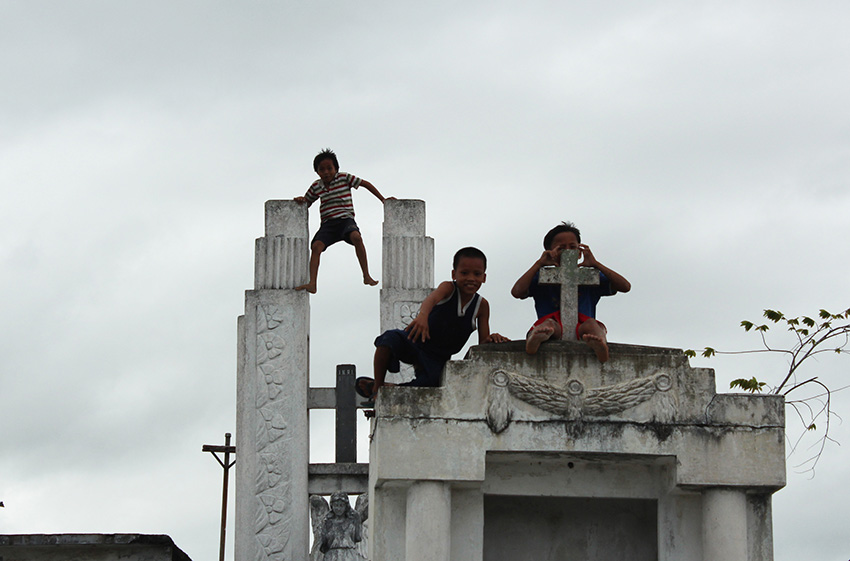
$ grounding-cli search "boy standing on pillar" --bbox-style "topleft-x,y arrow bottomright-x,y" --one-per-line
294,148 -> 392,293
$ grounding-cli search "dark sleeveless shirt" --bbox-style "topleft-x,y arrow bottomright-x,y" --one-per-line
418,282 -> 481,360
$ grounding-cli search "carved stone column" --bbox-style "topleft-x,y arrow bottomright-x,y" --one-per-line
379,199 -> 434,382
236,200 -> 310,561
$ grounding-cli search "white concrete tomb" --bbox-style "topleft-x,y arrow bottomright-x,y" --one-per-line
369,341 -> 785,561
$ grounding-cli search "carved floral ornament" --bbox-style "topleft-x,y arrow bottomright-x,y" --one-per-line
255,304 -> 293,560
485,369 -> 675,434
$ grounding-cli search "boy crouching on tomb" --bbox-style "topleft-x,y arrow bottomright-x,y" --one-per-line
294,148 -> 393,293
357,247 -> 509,400
511,221 -> 630,362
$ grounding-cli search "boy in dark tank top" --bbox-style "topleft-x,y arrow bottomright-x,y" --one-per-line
357,247 -> 509,401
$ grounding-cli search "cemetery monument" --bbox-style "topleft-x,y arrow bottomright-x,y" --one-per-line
235,200 -> 785,561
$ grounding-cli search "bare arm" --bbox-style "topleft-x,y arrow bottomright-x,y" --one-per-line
405,281 -> 455,343
360,180 -> 394,203
477,298 -> 509,343
579,244 -> 631,293
295,185 -> 317,206
511,250 -> 560,299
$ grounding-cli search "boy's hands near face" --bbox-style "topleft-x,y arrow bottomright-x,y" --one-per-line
578,244 -> 599,268
405,314 -> 430,343
538,249 -> 562,267
578,244 -> 631,293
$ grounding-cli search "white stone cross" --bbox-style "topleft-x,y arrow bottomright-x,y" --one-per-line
538,249 -> 599,340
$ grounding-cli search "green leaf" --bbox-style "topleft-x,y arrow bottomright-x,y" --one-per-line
755,324 -> 770,332
802,316 -> 815,327
684,349 -> 696,358
764,309 -> 784,322
740,320 -> 754,332
730,377 -> 766,393
702,347 -> 716,358
807,423 -> 817,431
819,309 -> 831,319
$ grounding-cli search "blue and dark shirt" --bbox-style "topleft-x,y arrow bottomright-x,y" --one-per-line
527,270 -> 616,320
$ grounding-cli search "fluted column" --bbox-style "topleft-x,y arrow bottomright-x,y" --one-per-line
379,199 -> 434,382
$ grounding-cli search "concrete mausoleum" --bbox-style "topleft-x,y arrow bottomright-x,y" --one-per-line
235,199 -> 786,561
370,341 -> 785,561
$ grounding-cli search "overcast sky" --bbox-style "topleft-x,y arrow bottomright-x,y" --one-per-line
2,1 -> 849,559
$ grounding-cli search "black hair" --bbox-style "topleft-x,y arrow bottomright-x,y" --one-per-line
453,246 -> 487,270
543,222 -> 581,249
313,148 -> 339,172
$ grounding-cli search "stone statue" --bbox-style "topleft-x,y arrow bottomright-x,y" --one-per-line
309,492 -> 369,561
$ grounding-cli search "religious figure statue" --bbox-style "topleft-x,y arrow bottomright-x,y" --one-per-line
309,491 -> 369,561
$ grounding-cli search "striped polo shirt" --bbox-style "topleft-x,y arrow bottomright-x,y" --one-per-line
303,172 -> 362,222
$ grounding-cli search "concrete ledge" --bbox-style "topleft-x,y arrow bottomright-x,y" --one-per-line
706,393 -> 785,426
0,534 -> 191,561
308,462 -> 369,494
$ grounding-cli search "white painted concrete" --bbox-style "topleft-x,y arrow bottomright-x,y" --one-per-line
405,481 -> 451,561
379,199 -> 433,384
236,200 -> 311,561
703,488 -> 748,561
369,341 -> 786,560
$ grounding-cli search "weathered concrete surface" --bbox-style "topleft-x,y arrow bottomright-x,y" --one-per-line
236,200 -> 310,561
373,341 -> 785,488
0,534 -> 191,561
380,199 -> 433,385
369,341 -> 785,561
254,200 -> 309,290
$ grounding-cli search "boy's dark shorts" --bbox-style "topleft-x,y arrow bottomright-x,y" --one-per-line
312,217 -> 360,248
374,329 -> 447,387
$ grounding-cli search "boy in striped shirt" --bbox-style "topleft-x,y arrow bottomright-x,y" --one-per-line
294,149 -> 392,293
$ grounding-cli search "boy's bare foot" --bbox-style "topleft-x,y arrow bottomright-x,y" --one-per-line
526,324 -> 555,354
295,283 -> 317,293
582,333 -> 609,363
364,276 -> 379,286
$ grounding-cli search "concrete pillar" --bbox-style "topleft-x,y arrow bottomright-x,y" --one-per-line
370,486 -> 407,561
380,199 -> 434,383
236,200 -> 310,561
406,481 -> 452,561
702,488 -> 748,561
